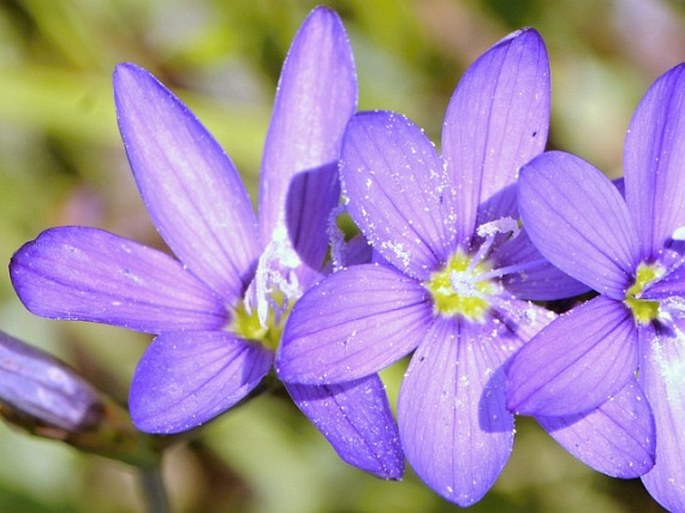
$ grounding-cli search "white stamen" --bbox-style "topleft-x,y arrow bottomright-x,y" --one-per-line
469,235 -> 496,273
245,222 -> 302,328
469,216 -> 521,273
476,216 -> 521,240
477,258 -> 548,281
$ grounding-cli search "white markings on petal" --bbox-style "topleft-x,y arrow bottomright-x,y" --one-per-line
673,226 -> 685,241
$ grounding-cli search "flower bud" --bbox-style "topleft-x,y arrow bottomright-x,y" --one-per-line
0,330 -> 102,431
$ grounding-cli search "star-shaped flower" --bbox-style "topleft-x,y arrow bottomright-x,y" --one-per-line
507,64 -> 685,511
276,28 -> 645,505
10,7 -> 402,479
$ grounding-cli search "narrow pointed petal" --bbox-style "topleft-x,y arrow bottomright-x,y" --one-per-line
507,295 -> 638,416
398,318 -> 517,507
114,63 -> 259,301
130,332 -> 272,433
259,6 -> 356,267
640,323 -> 685,511
624,64 -> 685,259
285,375 -> 404,479
10,227 -> 227,334
538,378 -> 655,478
493,229 -> 590,301
341,111 -> 454,279
277,263 -> 432,384
442,28 -> 550,246
519,151 -> 640,299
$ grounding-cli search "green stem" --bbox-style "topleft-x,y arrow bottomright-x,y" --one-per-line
138,465 -> 171,513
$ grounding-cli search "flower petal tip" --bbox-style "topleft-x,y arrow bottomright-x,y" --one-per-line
112,62 -> 154,98
129,332 -> 272,434
498,26 -> 544,47
285,377 -> 405,480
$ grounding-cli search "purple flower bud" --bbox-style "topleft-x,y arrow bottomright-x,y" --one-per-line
0,331 -> 102,432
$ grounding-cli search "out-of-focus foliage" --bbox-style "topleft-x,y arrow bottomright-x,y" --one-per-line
1,0 -> 682,511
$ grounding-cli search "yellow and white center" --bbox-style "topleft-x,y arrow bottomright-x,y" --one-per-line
424,250 -> 497,322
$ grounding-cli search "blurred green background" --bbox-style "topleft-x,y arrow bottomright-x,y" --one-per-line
0,0 -> 682,511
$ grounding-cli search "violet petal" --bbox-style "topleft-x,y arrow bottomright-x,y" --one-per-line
538,378 -> 655,478
285,375 -> 404,480
442,28 -> 549,246
10,227 -> 227,334
639,322 -> 685,511
259,6 -> 356,267
114,63 -> 259,301
129,331 -> 272,434
519,151 -> 640,299
285,162 -> 340,269
341,111 -> 455,280
276,263 -> 432,384
398,317 -> 516,506
507,295 -> 638,416
624,64 -> 685,260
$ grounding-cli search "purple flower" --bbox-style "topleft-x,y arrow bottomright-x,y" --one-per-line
507,64 -> 685,510
275,29 -> 622,506
9,7 -> 403,479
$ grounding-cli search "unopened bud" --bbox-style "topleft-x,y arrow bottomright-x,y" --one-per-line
0,330 -> 102,431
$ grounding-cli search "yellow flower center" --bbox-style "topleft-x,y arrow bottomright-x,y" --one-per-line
229,290 -> 292,351
424,250 -> 496,322
624,262 -> 665,325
